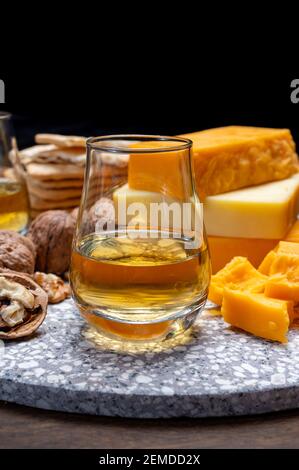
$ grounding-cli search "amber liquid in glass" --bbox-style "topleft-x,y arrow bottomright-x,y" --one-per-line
0,179 -> 29,232
71,231 -> 210,340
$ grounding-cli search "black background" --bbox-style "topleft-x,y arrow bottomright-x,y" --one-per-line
1,74 -> 299,148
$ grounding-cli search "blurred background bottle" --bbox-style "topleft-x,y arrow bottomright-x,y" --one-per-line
0,112 -> 30,232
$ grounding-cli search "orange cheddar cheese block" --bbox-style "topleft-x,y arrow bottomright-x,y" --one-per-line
208,256 -> 267,305
208,236 -> 278,274
285,220 -> 299,243
265,277 -> 299,303
179,126 -> 298,200
221,289 -> 294,343
128,141 -> 191,201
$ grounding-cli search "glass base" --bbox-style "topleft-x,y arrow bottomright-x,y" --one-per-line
78,299 -> 207,343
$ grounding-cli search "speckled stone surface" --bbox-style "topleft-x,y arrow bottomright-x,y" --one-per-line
1,298 -> 299,418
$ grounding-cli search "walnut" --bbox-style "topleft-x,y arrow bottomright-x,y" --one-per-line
0,271 -> 48,340
28,210 -> 77,275
33,272 -> 71,303
0,231 -> 36,274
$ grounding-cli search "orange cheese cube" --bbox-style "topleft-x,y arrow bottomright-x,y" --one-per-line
265,277 -> 299,303
259,245 -> 299,302
268,253 -> 299,280
180,126 -> 298,199
265,252 -> 299,300
208,236 -> 278,274
208,256 -> 267,305
221,289 -> 293,343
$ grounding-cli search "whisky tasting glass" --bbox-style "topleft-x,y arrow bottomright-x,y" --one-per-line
0,112 -> 30,232
70,135 -> 211,342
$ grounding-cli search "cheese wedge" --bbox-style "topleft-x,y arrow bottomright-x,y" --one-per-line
180,126 -> 298,199
204,174 -> 299,239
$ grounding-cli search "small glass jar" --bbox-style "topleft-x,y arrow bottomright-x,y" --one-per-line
0,112 -> 30,233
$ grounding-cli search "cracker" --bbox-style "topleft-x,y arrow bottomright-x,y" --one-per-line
29,194 -> 82,210
29,185 -> 82,201
27,176 -> 84,189
20,146 -> 86,166
26,163 -> 85,180
35,134 -> 86,148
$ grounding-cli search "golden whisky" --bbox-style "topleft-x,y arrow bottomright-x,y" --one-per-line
0,178 -> 29,232
71,231 -> 211,340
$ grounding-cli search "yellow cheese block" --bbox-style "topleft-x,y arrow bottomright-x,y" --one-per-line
208,236 -> 278,274
209,257 -> 267,305
204,174 -> 299,239
113,183 -> 202,238
180,126 -> 298,200
221,288 -> 293,343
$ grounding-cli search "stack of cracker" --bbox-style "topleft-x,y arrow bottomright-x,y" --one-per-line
19,134 -> 128,217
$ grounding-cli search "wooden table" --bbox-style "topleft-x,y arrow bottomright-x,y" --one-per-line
0,401 -> 298,449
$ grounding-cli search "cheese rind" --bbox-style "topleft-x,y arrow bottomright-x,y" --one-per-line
180,126 -> 298,199
204,174 -> 299,239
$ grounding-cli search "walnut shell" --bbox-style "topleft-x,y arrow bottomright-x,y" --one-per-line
0,231 -> 36,274
0,271 -> 48,340
28,210 -> 77,275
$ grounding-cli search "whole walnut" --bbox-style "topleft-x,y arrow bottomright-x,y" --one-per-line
28,210 -> 77,275
0,231 -> 36,274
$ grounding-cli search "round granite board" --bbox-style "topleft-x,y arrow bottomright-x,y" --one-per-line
1,298 -> 299,418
